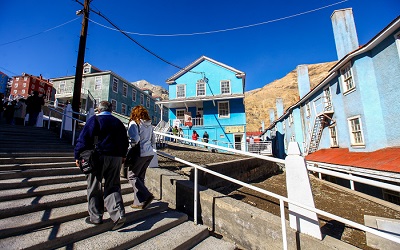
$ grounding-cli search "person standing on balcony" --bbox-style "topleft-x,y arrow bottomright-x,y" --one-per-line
203,131 -> 209,148
74,101 -> 128,230
26,91 -> 44,126
126,105 -> 155,210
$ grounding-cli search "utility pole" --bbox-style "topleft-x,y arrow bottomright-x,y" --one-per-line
72,0 -> 90,116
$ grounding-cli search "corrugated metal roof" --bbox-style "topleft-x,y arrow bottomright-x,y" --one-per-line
305,147 -> 400,173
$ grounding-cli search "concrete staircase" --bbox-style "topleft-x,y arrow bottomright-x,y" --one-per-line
0,123 -> 236,250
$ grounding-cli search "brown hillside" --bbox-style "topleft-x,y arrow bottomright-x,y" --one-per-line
245,61 -> 337,132
131,80 -> 169,100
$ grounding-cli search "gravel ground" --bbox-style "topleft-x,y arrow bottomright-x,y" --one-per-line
156,142 -> 400,249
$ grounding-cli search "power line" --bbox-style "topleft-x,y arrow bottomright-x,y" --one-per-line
89,8 -> 202,75
88,0 -> 348,37
0,17 -> 80,47
0,66 -> 18,76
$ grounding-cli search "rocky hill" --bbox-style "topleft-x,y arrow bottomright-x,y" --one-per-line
131,80 -> 169,100
245,61 -> 337,132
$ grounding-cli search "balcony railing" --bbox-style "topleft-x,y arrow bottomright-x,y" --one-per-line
171,118 -> 203,127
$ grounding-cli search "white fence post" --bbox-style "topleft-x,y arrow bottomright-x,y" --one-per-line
286,141 -> 322,240
64,104 -> 73,131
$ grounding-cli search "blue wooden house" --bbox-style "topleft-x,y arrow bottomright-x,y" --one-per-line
157,56 -> 247,150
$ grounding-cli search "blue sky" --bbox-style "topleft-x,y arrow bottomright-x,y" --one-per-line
0,0 -> 398,91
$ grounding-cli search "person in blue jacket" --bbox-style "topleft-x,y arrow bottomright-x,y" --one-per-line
74,101 -> 129,231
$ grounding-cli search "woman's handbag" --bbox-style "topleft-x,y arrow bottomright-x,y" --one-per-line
126,142 -> 140,166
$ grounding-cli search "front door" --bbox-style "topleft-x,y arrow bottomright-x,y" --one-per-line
234,134 -> 243,150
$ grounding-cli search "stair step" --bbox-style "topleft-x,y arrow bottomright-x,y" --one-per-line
0,194 -> 166,239
0,166 -> 82,179
0,161 -> 75,171
0,183 -> 132,219
56,210 -> 188,250
0,175 -> 85,190
0,156 -> 74,164
0,202 -> 170,250
132,221 -> 209,250
0,152 -> 74,158
192,236 -> 237,250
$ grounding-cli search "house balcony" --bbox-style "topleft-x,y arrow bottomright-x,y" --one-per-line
170,117 -> 203,127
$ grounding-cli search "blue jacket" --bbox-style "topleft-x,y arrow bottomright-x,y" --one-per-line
74,112 -> 129,159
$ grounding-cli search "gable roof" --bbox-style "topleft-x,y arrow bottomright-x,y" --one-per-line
166,55 -> 245,84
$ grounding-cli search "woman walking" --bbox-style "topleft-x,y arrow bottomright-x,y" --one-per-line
126,105 -> 155,209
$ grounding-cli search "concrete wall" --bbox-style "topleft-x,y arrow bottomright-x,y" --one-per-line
146,167 -> 357,250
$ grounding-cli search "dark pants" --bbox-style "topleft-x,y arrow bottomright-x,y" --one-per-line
28,112 -> 39,126
86,155 -> 125,223
127,155 -> 154,206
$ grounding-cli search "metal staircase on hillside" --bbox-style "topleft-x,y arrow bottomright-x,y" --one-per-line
307,112 -> 334,154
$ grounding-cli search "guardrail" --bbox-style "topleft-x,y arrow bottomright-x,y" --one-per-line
154,131 -> 400,249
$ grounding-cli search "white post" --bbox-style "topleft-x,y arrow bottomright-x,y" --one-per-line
286,141 -> 322,240
194,167 -> 198,225
36,111 -> 44,127
350,173 -> 355,190
48,110 -> 52,130
280,199 -> 288,250
64,104 -> 73,131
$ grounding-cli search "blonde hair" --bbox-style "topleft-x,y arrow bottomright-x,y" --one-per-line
129,105 -> 151,124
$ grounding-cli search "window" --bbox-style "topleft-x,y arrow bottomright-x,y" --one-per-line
22,89 -> 25,94
340,63 -> 355,93
132,89 -> 137,102
305,102 -> 311,117
123,83 -> 128,97
121,103 -> 127,115
15,77 -> 20,81
111,99 -> 117,111
83,67 -> 90,73
154,104 -> 157,112
329,125 -> 338,147
176,109 -> 185,120
95,98 -> 100,107
59,81 -> 65,93
146,97 -> 150,108
176,84 -> 185,98
288,114 -> 294,126
24,76 -> 28,81
220,80 -> 231,94
196,80 -> 206,96
140,93 -> 144,105
14,83 -> 18,88
282,121 -> 286,130
348,116 -> 364,146
218,101 -> 230,118
324,87 -> 332,111
23,82 -> 26,88
112,78 -> 118,93
95,76 -> 102,90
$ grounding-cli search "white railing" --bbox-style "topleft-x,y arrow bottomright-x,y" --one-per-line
154,131 -> 400,249
170,117 -> 203,127
47,105 -> 87,146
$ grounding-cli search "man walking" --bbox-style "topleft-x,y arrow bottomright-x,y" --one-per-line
75,101 -> 129,230
26,91 -> 44,126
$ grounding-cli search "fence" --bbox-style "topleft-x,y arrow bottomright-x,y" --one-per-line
154,131 -> 400,249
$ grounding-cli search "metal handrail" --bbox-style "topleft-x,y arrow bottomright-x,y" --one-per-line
154,131 -> 400,249
47,106 -> 86,145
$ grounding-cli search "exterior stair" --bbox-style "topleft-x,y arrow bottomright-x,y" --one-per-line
0,123 -> 236,250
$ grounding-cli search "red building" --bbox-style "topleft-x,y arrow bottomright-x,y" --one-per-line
11,73 -> 53,100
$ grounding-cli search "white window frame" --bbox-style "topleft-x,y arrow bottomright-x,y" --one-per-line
83,67 -> 90,73
59,81 -> 65,93
121,103 -> 127,115
324,86 -> 333,111
329,125 -> 339,147
176,109 -> 185,120
146,97 -> 150,108
132,89 -> 137,102
122,83 -> 128,97
112,78 -> 119,93
196,80 -> 206,96
218,101 -> 230,118
14,83 -> 18,88
347,115 -> 365,146
282,121 -> 286,130
220,80 -> 231,95
289,113 -> 294,126
305,102 -> 311,118
140,93 -> 144,105
176,84 -> 186,98
22,89 -> 25,94
340,62 -> 355,94
111,99 -> 117,112
95,76 -> 102,90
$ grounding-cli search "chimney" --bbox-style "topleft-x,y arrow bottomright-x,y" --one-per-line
297,65 -> 311,99
269,108 -> 275,124
331,8 -> 359,60
276,98 -> 284,118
